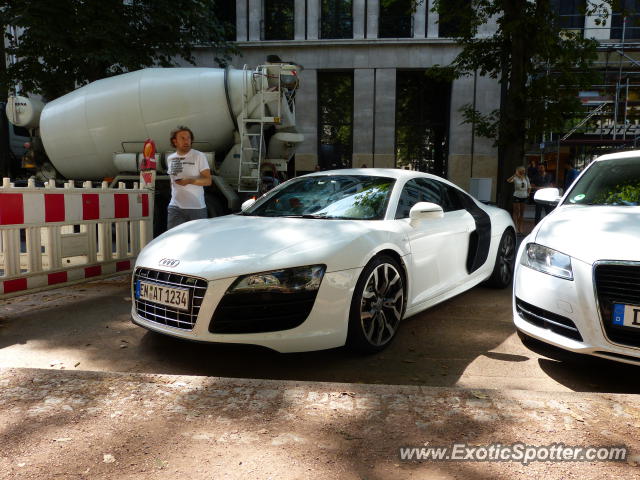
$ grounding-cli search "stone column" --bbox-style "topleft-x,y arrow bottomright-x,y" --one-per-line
448,74 -> 499,196
294,69 -> 318,173
353,0 -> 366,39
585,2 -> 611,40
373,69 -> 396,168
236,0 -> 248,41
366,0 -> 379,38
295,0 -> 306,39
248,0 -> 262,41
426,0 -> 439,38
353,69 -> 375,168
413,0 -> 426,38
307,0 -> 320,39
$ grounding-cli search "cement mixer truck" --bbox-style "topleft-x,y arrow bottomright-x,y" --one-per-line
4,61 -> 304,232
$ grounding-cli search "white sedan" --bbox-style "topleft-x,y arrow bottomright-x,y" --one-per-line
132,169 -> 515,353
514,151 -> 640,365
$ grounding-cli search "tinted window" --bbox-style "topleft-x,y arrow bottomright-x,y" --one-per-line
395,178 -> 462,218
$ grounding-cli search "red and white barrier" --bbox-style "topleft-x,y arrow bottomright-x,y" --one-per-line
0,178 -> 153,298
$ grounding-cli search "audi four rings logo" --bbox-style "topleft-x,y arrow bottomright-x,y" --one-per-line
159,258 -> 180,267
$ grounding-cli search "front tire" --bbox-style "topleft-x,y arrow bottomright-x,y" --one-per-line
486,229 -> 516,288
347,255 -> 405,353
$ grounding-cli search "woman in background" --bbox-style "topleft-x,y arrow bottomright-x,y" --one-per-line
507,166 -> 531,235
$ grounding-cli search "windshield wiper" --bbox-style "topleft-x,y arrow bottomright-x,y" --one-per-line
278,213 -> 329,219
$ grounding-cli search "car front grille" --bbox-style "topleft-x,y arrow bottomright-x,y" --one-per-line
594,262 -> 640,348
209,290 -> 318,334
133,268 -> 208,331
515,297 -> 583,341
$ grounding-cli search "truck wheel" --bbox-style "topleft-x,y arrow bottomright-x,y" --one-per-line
153,191 -> 170,236
205,193 -> 226,218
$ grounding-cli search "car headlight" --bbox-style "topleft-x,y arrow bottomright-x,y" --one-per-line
520,243 -> 573,280
228,265 -> 326,294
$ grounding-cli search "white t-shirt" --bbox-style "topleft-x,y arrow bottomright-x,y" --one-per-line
513,175 -> 530,199
167,149 -> 209,209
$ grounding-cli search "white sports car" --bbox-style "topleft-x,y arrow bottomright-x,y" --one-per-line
514,151 -> 640,365
132,169 -> 515,353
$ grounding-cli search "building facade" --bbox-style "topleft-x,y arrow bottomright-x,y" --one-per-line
204,0 -> 502,196
196,0 -> 638,198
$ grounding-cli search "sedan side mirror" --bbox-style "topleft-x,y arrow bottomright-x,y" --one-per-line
409,202 -> 444,226
534,188 -> 561,206
241,198 -> 256,211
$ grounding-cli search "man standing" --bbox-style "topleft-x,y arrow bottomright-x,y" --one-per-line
531,163 -> 555,224
166,126 -> 212,229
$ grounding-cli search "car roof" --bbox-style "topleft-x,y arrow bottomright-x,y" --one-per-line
595,150 -> 640,162
303,168 -> 445,182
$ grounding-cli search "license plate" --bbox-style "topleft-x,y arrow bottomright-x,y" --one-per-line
612,303 -> 640,329
135,281 -> 189,311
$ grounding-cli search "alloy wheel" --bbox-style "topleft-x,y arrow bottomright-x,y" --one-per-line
359,263 -> 404,347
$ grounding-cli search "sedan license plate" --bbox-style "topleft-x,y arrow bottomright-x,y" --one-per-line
136,281 -> 189,311
612,303 -> 640,329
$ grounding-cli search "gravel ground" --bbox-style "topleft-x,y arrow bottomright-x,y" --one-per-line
1,367 -> 640,480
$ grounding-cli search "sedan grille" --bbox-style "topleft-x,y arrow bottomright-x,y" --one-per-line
133,268 -> 207,330
594,262 -> 640,348
515,298 -> 583,341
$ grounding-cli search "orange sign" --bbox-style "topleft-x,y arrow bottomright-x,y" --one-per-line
141,139 -> 156,170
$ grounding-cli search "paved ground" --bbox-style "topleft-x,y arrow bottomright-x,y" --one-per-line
2,209 -> 640,479
1,274 -> 639,394
1,367 -> 639,479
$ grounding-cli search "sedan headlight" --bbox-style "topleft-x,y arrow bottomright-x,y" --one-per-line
520,243 -> 573,280
228,265 -> 326,294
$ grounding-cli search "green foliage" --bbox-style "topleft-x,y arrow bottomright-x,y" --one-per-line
432,0 -> 605,147
596,181 -> 640,205
346,182 -> 393,218
0,0 -> 237,100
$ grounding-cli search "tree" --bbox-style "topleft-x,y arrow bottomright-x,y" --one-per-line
432,0 -> 611,206
0,0 -> 237,101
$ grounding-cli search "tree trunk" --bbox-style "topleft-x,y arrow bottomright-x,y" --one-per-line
0,31 -> 11,179
496,0 -> 528,209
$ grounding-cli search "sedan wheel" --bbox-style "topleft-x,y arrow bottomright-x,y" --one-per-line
487,229 -> 516,288
347,255 -> 405,352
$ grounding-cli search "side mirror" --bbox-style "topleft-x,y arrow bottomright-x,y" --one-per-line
241,198 -> 256,211
534,188 -> 561,206
409,202 -> 444,226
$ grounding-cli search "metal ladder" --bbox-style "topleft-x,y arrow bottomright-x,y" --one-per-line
237,65 -> 282,192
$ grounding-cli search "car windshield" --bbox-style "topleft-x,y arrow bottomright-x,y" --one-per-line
242,175 -> 396,219
565,157 -> 640,206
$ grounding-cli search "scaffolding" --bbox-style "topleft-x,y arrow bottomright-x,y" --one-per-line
530,12 -> 640,187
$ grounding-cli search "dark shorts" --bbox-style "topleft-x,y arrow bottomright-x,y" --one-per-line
167,206 -> 208,230
512,197 -> 527,203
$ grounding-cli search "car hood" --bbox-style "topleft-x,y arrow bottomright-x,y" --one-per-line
533,205 -> 640,264
136,214 -> 405,279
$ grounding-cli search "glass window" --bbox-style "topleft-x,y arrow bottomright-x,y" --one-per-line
243,175 -> 396,219
395,70 -> 451,177
395,178 -> 461,219
550,0 -> 586,29
264,0 -> 294,40
565,158 -> 640,206
438,0 -> 472,38
321,0 -> 353,39
611,0 -> 640,40
379,0 -> 413,38
318,71 -> 354,170
216,0 -> 237,40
